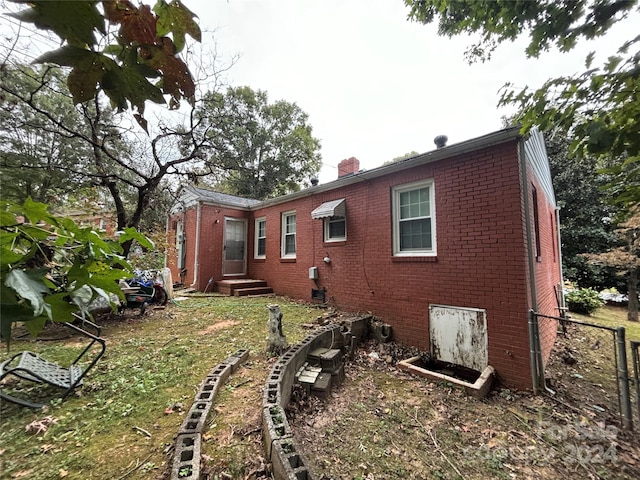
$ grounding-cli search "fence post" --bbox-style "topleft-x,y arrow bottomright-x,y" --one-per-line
616,327 -> 633,430
631,340 -> 640,425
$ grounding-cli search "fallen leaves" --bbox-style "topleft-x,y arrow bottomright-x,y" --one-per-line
25,416 -> 58,435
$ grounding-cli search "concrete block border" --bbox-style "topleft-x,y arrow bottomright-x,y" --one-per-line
169,349 -> 250,480
168,315 -> 372,480
262,315 -> 372,480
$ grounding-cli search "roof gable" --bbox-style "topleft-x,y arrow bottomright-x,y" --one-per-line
171,185 -> 261,213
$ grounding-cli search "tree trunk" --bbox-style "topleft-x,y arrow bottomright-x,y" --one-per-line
628,267 -> 638,322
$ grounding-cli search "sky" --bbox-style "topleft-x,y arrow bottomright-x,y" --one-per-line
1,1 -> 636,185
187,0 -> 637,183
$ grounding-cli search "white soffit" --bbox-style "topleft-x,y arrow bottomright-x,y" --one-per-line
311,198 -> 346,219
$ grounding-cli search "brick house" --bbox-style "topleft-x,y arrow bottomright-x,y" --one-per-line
167,126 -> 562,390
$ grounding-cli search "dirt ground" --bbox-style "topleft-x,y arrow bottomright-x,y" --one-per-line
198,318 -> 640,479
282,329 -> 640,480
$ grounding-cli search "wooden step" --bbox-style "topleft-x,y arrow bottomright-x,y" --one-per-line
215,279 -> 268,296
234,286 -> 274,297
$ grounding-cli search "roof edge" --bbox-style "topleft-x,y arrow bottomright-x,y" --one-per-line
255,126 -> 523,210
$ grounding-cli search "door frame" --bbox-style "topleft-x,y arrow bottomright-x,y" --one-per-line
222,217 -> 247,277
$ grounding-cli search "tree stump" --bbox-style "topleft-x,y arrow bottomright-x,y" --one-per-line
267,304 -> 287,354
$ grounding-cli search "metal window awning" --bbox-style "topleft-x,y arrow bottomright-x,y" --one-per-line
311,198 -> 346,219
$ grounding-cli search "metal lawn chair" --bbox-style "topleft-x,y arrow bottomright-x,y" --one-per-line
0,316 -> 106,408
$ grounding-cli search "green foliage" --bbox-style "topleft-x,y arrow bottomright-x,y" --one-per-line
405,0 -> 634,61
0,199 -> 152,341
546,135 -> 623,290
405,0 -> 640,206
565,288 -> 605,315
500,44 -> 640,206
7,0 -> 201,130
0,66 -> 94,205
196,86 -> 322,200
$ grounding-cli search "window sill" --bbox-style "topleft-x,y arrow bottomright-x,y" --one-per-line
323,240 -> 347,247
392,256 -> 437,263
253,258 -> 266,263
280,257 -> 296,263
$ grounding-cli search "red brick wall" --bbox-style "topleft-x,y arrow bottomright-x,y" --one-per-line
168,139 -> 562,390
168,205 -> 252,290
248,141 -> 535,388
526,164 -> 562,364
338,157 -> 360,177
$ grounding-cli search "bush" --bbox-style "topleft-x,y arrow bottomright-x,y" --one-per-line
565,288 -> 604,315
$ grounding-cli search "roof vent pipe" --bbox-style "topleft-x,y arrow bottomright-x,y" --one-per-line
310,177 -> 319,186
434,135 -> 448,148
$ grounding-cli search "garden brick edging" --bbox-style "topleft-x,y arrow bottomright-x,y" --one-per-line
169,349 -> 249,480
262,315 -> 372,480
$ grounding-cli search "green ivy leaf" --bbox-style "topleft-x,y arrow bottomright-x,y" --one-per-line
24,315 -> 48,337
21,198 -> 56,226
0,210 -> 17,227
4,269 -> 51,319
118,227 -> 154,250
0,248 -> 23,268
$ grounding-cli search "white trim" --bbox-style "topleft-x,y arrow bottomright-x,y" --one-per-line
392,179 -> 436,256
323,215 -> 347,242
223,217 -> 247,276
254,217 -> 266,259
281,210 -> 297,258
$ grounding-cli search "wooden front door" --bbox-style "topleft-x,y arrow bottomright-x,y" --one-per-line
223,218 -> 246,276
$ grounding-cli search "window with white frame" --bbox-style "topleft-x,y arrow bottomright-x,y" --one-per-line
392,180 -> 436,256
255,217 -> 266,258
324,215 -> 346,242
281,211 -> 296,257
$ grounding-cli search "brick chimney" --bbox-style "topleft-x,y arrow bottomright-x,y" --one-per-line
337,157 -> 360,178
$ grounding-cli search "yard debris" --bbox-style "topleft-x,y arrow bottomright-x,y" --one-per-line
164,402 -> 184,415
266,304 -> 287,354
25,416 -> 57,435
133,426 -> 152,438
560,347 -> 577,365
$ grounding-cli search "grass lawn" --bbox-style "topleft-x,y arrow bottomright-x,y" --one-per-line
1,297 -> 639,479
0,295 -> 320,479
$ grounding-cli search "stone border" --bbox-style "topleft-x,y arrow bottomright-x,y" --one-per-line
262,316 -> 372,480
169,349 -> 249,480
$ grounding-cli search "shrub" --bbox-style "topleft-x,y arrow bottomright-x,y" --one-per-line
565,288 -> 604,315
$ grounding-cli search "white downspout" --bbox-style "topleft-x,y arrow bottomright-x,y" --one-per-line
191,202 -> 201,288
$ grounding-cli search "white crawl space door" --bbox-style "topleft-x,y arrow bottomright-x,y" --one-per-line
429,304 -> 488,372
